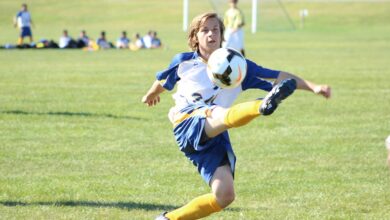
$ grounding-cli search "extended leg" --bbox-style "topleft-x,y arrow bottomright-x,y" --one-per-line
205,78 -> 297,138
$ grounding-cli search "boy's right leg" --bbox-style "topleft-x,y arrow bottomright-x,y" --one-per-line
205,78 -> 297,138
260,78 -> 297,115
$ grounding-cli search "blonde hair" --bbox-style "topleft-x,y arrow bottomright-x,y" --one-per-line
187,12 -> 225,52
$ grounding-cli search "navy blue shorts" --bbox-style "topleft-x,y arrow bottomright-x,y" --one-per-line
173,104 -> 236,184
20,27 -> 32,38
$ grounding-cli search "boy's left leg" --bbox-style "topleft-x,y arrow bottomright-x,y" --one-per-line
164,193 -> 222,220
163,165 -> 233,220
210,164 -> 235,208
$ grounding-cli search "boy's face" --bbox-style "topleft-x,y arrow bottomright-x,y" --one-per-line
196,17 -> 221,55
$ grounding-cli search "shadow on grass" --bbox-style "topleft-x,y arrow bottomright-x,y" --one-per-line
0,200 -> 177,211
0,200 -> 244,212
1,110 -> 144,121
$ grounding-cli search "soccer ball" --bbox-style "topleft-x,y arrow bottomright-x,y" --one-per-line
207,48 -> 247,89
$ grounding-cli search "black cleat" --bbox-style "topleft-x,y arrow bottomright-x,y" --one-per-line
260,78 -> 297,116
155,211 -> 169,220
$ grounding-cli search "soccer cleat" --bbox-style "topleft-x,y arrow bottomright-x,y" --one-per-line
155,211 -> 169,220
260,78 -> 297,116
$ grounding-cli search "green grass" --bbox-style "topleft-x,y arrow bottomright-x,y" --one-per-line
1,0 -> 390,219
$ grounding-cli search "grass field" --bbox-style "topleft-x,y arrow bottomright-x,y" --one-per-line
1,0 -> 390,219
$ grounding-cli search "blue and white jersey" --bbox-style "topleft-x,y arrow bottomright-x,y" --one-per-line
16,11 -> 31,28
156,51 -> 280,112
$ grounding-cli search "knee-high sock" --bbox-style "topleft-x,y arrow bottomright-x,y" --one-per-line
223,100 -> 262,128
165,193 -> 222,220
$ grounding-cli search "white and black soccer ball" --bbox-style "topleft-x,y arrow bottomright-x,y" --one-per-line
207,48 -> 247,89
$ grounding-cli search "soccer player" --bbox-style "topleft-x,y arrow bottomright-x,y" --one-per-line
143,12 -> 331,220
14,3 -> 34,45
223,0 -> 245,56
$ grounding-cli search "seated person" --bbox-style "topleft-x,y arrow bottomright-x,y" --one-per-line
142,30 -> 153,49
96,31 -> 113,49
59,29 -> 77,48
82,38 -> 99,51
129,33 -> 144,51
77,30 -> 89,48
116,31 -> 130,49
151,31 -> 162,49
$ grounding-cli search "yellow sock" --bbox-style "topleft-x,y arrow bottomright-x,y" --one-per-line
17,37 -> 23,45
223,100 -> 262,128
166,193 -> 222,220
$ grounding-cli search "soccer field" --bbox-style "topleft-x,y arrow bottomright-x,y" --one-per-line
1,0 -> 390,219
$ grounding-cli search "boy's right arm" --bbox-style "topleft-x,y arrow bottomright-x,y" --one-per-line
141,80 -> 166,107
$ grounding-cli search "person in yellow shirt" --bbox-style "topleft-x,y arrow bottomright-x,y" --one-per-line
223,0 -> 245,56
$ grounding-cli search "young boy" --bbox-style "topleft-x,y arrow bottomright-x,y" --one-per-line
14,3 -> 34,45
143,12 -> 331,220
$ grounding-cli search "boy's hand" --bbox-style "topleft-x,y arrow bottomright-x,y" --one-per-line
314,85 -> 331,99
142,93 -> 160,107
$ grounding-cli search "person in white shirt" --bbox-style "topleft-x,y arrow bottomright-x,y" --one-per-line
142,31 -> 153,49
13,3 -> 34,45
59,30 -> 75,49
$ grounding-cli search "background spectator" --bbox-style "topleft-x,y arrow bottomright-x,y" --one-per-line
116,31 -> 130,49
129,33 -> 144,51
142,30 -> 153,49
14,3 -> 34,45
97,31 -> 113,49
59,29 -> 77,48
151,31 -> 162,49
223,0 -> 246,56
77,30 -> 89,48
